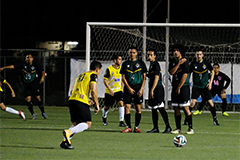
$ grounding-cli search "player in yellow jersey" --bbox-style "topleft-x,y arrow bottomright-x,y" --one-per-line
0,76 -> 25,120
102,55 -> 126,127
60,61 -> 102,149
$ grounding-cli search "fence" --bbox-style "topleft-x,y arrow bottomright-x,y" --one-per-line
0,49 -> 239,112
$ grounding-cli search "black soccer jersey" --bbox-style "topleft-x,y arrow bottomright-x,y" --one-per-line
212,71 -> 230,92
120,59 -> 147,85
169,57 -> 190,88
190,58 -> 213,88
147,61 -> 162,89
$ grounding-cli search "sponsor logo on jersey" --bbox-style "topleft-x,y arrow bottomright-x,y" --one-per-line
202,64 -> 206,69
136,63 -> 140,68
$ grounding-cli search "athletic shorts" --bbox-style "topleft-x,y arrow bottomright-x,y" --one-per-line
23,81 -> 40,97
211,90 -> 223,98
0,92 -> 4,103
104,91 -> 123,106
69,100 -> 91,124
148,85 -> 164,108
124,84 -> 143,105
171,85 -> 190,107
192,87 -> 212,100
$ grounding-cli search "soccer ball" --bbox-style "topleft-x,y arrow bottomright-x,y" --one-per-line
173,135 -> 187,147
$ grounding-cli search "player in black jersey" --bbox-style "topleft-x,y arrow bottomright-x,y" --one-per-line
0,54 -> 47,119
193,63 -> 230,116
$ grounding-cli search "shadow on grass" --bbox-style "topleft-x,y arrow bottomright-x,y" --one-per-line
0,144 -> 55,149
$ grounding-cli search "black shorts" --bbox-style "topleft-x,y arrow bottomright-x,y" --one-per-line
148,85 -> 164,107
104,91 -> 124,106
171,85 -> 190,107
69,100 -> 91,124
0,92 -> 4,103
211,90 -> 222,98
23,81 -> 40,97
124,84 -> 143,105
192,87 -> 212,100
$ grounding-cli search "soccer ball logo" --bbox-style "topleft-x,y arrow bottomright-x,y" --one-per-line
173,135 -> 187,147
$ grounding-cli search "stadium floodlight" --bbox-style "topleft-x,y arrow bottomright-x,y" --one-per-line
67,41 -> 79,45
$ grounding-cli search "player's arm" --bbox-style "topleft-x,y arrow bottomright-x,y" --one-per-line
40,70 -> 46,84
150,75 -> 159,99
138,73 -> 146,97
103,68 -> 114,96
207,70 -> 215,90
176,73 -> 188,95
222,73 -> 231,94
90,81 -> 99,114
169,58 -> 186,75
122,74 -> 135,95
0,65 -> 15,71
3,80 -> 15,97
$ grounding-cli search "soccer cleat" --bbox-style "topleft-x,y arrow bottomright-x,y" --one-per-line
42,113 -> 47,119
134,127 -> 142,133
102,117 -> 108,126
19,110 -> 26,120
63,129 -> 72,145
222,112 -> 229,116
163,127 -> 172,134
32,114 -> 36,120
147,128 -> 159,133
171,129 -> 182,134
121,127 -> 132,133
213,119 -> 220,126
60,140 -> 74,149
119,121 -> 126,127
193,110 -> 202,115
186,129 -> 194,134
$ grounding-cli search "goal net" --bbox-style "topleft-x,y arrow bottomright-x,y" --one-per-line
81,23 -> 240,111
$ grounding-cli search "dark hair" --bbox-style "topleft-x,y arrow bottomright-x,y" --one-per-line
90,60 -> 102,70
148,49 -> 157,55
173,44 -> 185,56
128,46 -> 138,51
213,63 -> 220,68
112,55 -> 121,61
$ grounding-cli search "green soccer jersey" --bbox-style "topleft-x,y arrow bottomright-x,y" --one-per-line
120,59 -> 147,85
169,57 -> 190,88
190,58 -> 213,88
148,61 -> 162,89
14,62 -> 43,83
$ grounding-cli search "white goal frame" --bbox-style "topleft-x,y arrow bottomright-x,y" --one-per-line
86,22 -> 240,108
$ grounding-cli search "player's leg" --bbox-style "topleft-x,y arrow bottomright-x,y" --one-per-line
115,91 -> 126,127
121,87 -> 132,133
147,96 -> 159,133
102,93 -> 114,125
25,96 -> 36,119
35,95 -> 47,119
183,106 -> 194,134
220,93 -> 229,116
0,102 -> 26,120
134,104 -> 142,133
171,106 -> 182,134
207,99 -> 220,125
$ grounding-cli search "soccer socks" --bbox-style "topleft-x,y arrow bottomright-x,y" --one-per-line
158,108 -> 170,128
175,114 -> 181,130
152,109 -> 159,129
69,123 -> 88,134
102,108 -> 109,118
125,113 -> 131,128
135,113 -> 141,128
222,98 -> 227,113
27,102 -> 34,115
186,114 -> 193,129
5,107 -> 19,115
198,101 -> 205,112
210,106 -> 217,120
37,100 -> 45,114
119,106 -> 124,121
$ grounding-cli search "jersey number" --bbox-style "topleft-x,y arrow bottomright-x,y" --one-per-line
199,74 -> 202,80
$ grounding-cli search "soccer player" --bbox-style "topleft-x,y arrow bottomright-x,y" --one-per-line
169,44 -> 194,134
193,63 -> 230,116
0,76 -> 25,120
60,61 -> 102,149
0,54 -> 47,119
146,50 -> 172,133
102,55 -> 126,127
120,47 -> 147,133
190,50 -> 220,125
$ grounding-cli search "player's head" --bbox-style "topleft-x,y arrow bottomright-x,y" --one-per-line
173,44 -> 185,59
213,63 -> 220,73
147,49 -> 157,62
128,46 -> 138,61
90,60 -> 102,75
25,54 -> 33,64
113,55 -> 122,66
195,50 -> 204,62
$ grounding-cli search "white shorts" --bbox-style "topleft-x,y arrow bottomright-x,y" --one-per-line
172,100 -> 190,107
148,102 -> 164,109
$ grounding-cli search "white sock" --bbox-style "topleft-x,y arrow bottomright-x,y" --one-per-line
69,123 -> 88,134
5,107 -> 19,115
119,106 -> 125,121
102,108 -> 109,118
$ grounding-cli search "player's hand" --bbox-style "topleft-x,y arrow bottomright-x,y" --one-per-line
206,83 -> 212,90
94,105 -> 100,114
0,68 -> 3,72
109,89 -> 114,96
137,89 -> 143,98
221,89 -> 226,94
175,87 -> 181,95
149,90 -> 154,99
11,92 -> 15,97
39,78 -> 44,84
179,58 -> 187,65
89,99 -> 95,106
128,87 -> 135,95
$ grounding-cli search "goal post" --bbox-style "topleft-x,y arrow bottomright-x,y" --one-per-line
86,22 -> 240,110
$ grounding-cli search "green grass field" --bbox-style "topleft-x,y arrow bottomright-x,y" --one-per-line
0,105 -> 240,160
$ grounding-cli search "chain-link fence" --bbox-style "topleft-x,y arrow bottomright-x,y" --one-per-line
1,49 -> 240,112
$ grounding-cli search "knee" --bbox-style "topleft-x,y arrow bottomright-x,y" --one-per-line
125,104 -> 131,114
87,122 -> 92,129
118,101 -> 124,107
135,105 -> 141,114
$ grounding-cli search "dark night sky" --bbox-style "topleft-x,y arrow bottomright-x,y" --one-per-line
1,0 -> 239,49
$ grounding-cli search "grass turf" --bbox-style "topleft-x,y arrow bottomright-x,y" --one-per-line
0,105 -> 239,160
